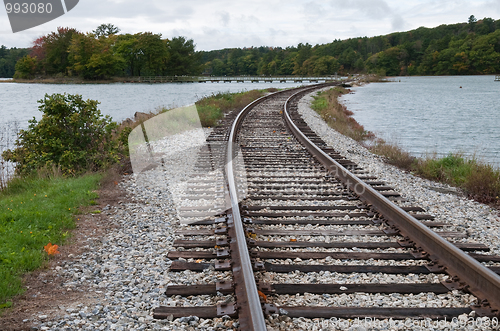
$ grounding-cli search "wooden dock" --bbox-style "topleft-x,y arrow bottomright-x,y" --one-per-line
122,76 -> 339,84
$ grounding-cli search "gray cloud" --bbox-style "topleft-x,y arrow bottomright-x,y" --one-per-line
391,14 -> 406,31
1,0 -> 498,50
329,0 -> 392,19
218,11 -> 230,26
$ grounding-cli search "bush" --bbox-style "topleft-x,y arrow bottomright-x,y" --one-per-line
2,93 -> 123,176
13,55 -> 38,79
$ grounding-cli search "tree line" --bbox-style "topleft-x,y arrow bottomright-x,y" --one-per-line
201,16 -> 500,76
9,16 -> 500,79
0,46 -> 29,77
13,24 -> 201,80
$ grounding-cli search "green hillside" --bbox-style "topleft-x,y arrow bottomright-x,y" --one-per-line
200,16 -> 500,76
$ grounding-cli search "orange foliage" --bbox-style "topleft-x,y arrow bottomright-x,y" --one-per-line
258,290 -> 268,302
44,243 -> 60,255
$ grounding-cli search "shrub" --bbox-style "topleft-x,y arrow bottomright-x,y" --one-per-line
13,55 -> 39,79
369,140 -> 416,170
311,87 -> 374,142
463,163 -> 500,203
2,93 -> 123,176
415,154 -> 474,185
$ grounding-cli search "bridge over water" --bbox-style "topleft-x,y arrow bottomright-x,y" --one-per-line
124,76 -> 340,83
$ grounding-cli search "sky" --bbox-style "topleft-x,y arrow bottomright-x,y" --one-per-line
1,0 -> 500,51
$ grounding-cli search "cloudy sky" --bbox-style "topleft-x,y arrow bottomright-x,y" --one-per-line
1,0 -> 500,50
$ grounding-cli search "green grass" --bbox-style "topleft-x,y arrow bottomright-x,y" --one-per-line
315,86 -> 500,206
0,174 -> 102,307
415,154 -> 500,203
195,89 -> 268,127
415,154 -> 474,186
311,87 -> 374,142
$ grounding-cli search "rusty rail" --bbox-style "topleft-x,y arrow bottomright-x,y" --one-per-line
225,93 -> 270,330
225,83 -> 339,330
283,88 -> 500,316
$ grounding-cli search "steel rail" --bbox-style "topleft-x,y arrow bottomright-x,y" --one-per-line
225,83 -> 339,329
225,89 -> 293,330
283,88 -> 500,316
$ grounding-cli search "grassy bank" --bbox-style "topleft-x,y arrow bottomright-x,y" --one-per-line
195,89 -> 272,127
311,86 -> 374,142
0,87 -> 286,309
123,88 -> 276,130
312,87 -> 500,207
0,173 -> 102,309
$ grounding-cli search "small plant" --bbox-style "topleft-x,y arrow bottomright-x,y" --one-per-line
43,242 -> 60,256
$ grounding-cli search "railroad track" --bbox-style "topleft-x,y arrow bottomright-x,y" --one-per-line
153,84 -> 500,330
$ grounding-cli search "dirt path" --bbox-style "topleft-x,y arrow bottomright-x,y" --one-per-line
0,172 -> 126,331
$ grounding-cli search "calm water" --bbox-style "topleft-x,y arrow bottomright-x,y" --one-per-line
340,76 -> 500,166
0,81 -> 308,178
0,81 -> 307,126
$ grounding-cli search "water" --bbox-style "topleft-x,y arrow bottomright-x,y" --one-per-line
340,75 -> 500,166
0,81 -> 309,180
0,81 -> 307,126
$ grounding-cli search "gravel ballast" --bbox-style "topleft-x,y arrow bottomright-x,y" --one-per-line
27,88 -> 500,331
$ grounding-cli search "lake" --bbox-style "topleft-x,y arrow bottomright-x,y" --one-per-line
1,76 -> 499,169
340,75 -> 500,166
0,81 -> 308,126
0,81 -> 309,178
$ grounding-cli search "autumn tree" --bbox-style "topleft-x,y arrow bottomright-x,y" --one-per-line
69,33 -> 125,79
13,55 -> 38,79
41,27 -> 80,75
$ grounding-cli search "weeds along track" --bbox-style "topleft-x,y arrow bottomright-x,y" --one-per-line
154,84 -> 500,330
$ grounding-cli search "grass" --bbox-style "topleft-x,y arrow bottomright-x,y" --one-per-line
117,88 -> 273,142
195,89 -> 269,127
311,87 -> 374,142
370,139 -> 416,169
314,86 -> 500,207
0,173 -> 102,308
415,154 -> 500,204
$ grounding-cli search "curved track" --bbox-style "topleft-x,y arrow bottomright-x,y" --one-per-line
154,84 -> 500,330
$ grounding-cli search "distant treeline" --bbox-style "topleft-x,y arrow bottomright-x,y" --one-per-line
8,16 -> 500,79
201,16 -> 500,76
0,46 -> 29,77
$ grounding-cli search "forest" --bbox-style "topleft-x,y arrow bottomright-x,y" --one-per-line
200,16 -> 500,76
0,46 -> 29,77
5,16 -> 500,79
9,24 -> 201,79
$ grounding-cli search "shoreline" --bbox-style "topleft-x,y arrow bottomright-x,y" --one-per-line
2,88 -> 498,330
312,82 -> 500,210
345,76 -> 500,167
3,73 -> 498,85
